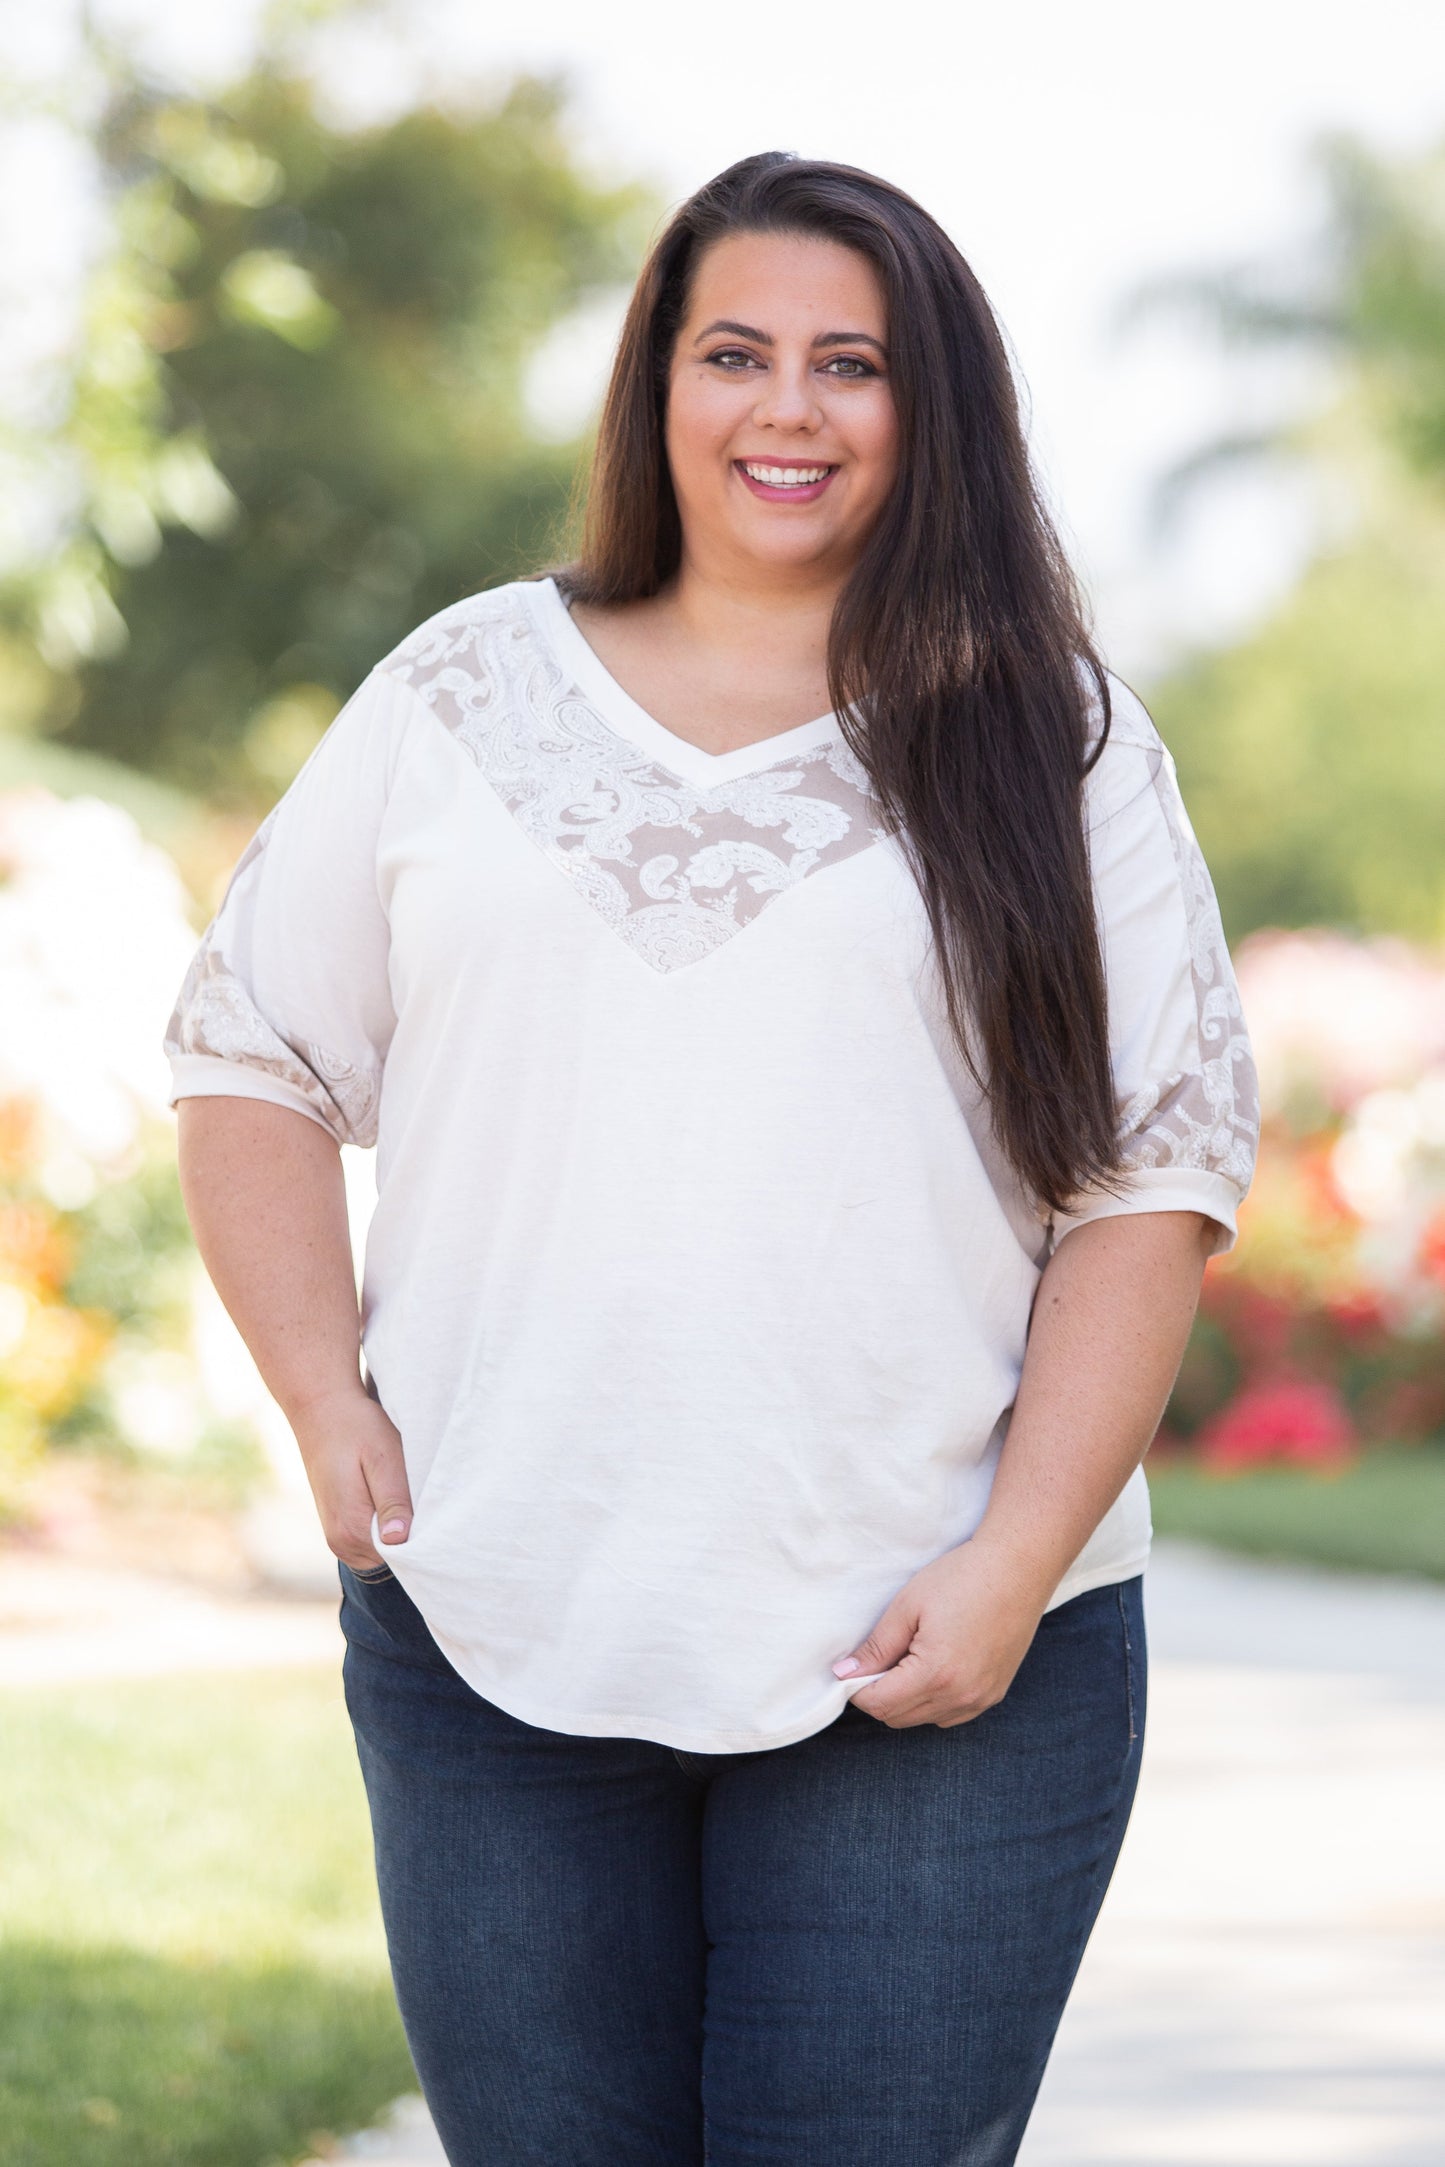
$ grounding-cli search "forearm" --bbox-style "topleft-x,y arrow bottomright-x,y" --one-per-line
971,1209 -> 1215,1595
175,1096 -> 363,1425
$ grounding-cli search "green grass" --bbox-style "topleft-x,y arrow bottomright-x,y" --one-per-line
1147,1444 -> 1445,1581
0,1667 -> 415,2167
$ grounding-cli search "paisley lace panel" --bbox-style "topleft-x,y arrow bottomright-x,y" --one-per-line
383,595 -> 884,974
165,921 -> 381,1148
1115,756 -> 1260,1191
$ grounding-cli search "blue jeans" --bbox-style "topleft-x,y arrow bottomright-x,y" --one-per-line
340,1562 -> 1145,2167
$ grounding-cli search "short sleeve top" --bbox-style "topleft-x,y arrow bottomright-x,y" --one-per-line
164,576 -> 1259,1752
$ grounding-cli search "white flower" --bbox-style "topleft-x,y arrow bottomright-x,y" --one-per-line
1332,1064 -> 1445,1318
104,1342 -> 208,1458
1236,929 -> 1445,1119
0,787 -> 198,1169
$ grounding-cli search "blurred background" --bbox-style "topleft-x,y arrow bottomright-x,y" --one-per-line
0,2 -> 1442,2162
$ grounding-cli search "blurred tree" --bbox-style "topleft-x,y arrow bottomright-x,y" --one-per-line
3,32 -> 650,803
1120,132 -> 1445,942
1120,132 -> 1445,516
1145,511 -> 1445,943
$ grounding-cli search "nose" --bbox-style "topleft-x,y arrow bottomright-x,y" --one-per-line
752,358 -> 824,434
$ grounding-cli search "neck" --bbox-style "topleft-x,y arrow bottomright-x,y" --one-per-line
665,544 -> 845,667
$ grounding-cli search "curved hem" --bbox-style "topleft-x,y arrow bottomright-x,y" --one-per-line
398,1540 -> 1153,1755
417,1627 -> 867,1754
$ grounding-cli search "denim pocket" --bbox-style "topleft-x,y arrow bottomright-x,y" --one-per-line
346,1559 -> 396,1586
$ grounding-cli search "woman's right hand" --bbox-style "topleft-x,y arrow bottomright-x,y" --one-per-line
290,1384 -> 413,1572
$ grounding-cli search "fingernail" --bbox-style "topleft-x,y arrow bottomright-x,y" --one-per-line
380,1518 -> 409,1540
832,1656 -> 862,1677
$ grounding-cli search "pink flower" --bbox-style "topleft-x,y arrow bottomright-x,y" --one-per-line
1197,1378 -> 1358,1473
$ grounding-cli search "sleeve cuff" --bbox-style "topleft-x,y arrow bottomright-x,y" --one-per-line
1051,1166 -> 1242,1258
166,1054 -> 342,1141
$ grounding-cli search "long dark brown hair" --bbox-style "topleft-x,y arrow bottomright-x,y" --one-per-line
560,151 -> 1123,1215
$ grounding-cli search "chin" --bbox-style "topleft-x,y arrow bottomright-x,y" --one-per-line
732,523 -> 849,573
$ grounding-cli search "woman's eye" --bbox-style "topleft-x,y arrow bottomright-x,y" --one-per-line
700,348 -> 880,378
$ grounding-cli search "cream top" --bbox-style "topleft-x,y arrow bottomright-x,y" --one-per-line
165,576 -> 1258,1752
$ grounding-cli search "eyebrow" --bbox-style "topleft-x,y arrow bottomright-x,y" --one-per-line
693,319 -> 888,355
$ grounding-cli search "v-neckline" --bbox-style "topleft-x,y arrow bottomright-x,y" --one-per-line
529,576 -> 841,790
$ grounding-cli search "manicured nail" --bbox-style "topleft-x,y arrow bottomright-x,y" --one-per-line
380,1518 -> 408,1539
833,1657 -> 862,1677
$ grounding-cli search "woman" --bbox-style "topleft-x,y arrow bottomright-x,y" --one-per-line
166,152 -> 1258,2165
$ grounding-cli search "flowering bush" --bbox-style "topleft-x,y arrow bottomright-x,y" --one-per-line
1167,929 -> 1445,1470
1194,1378 -> 1358,1472
0,786 -> 275,1517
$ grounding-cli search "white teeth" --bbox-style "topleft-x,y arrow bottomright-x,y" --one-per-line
743,463 -> 830,487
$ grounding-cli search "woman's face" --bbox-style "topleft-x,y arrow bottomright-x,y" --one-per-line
665,230 -> 899,586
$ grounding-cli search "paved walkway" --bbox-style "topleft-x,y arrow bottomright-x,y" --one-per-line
1023,1544 -> 1445,2165
0,1548 -> 343,1684
3,1538 -> 1441,2162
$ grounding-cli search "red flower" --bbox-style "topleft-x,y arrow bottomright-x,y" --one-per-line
1297,1143 -> 1356,1224
1323,1288 -> 1387,1341
1197,1378 -> 1358,1473
1418,1210 -> 1445,1290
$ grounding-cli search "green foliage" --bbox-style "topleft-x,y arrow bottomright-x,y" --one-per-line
1316,135 -> 1445,492
0,1128 -> 192,1492
0,1665 -> 413,2164
1147,1443 -> 1445,1580
1121,133 -> 1445,516
62,1147 -> 195,1336
1129,130 -> 1445,942
9,49 -> 650,802
1150,513 -> 1445,942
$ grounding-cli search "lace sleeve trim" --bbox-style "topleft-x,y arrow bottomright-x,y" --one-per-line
164,810 -> 381,1149
1111,754 -> 1259,1192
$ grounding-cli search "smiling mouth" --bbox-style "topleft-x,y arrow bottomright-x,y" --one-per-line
736,459 -> 836,504
737,461 -> 835,488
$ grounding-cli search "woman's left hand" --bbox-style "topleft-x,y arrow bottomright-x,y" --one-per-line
831,1535 -> 1054,1729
